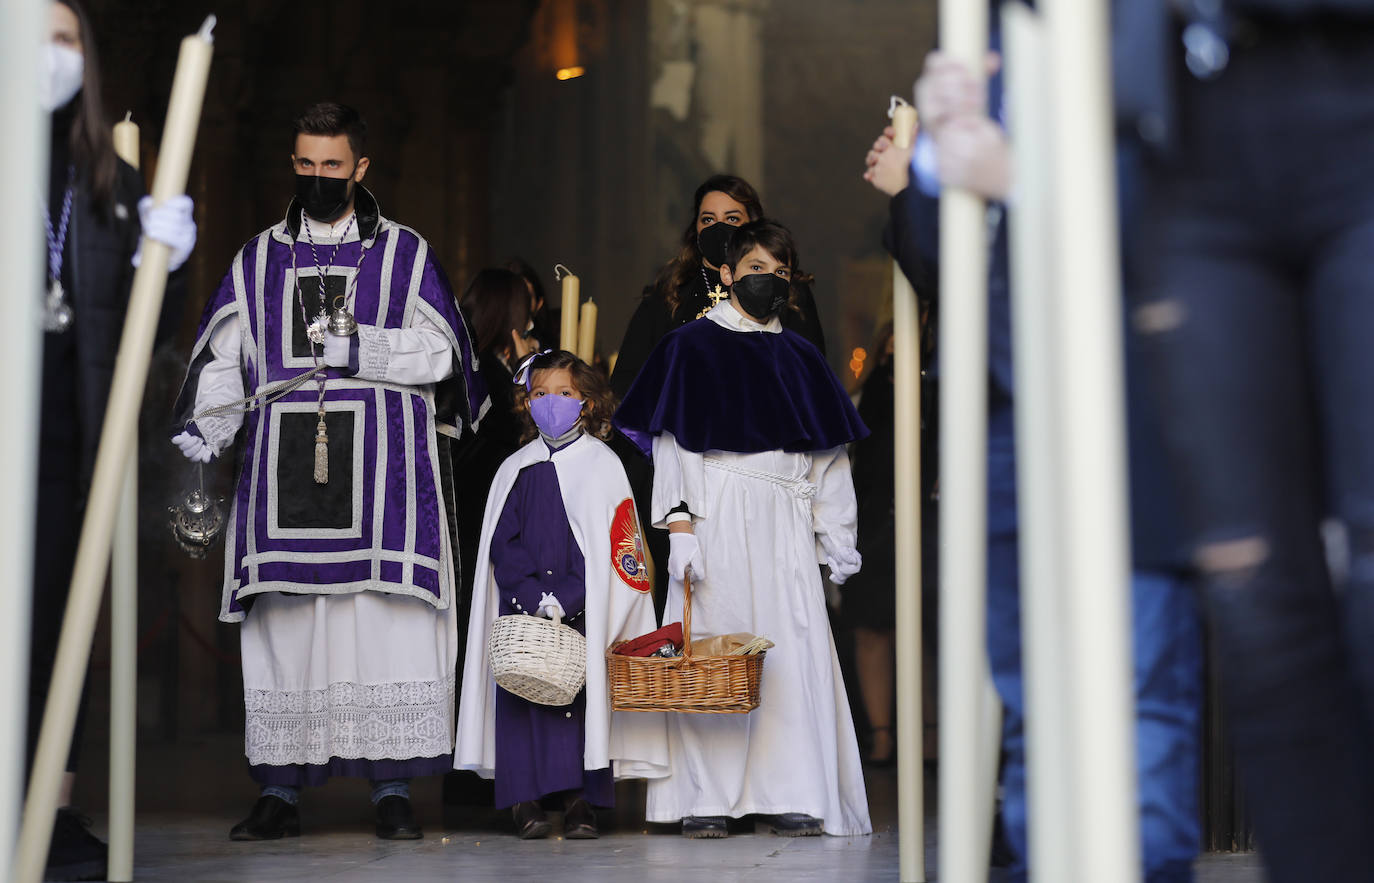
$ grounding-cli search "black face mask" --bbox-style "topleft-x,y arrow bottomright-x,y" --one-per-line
295,172 -> 354,223
732,272 -> 790,321
697,221 -> 738,268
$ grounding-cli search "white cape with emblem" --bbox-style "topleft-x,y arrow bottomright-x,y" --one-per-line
454,433 -> 669,780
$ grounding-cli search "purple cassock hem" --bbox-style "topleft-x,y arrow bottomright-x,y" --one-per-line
249,753 -> 454,787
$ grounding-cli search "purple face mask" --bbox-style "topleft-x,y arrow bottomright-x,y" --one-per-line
531,394 -> 584,439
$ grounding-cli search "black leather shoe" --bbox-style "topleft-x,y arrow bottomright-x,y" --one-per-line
45,807 -> 107,881
768,813 -> 823,837
229,795 -> 300,841
513,801 -> 551,840
563,798 -> 599,839
375,795 -> 423,840
681,815 -> 730,839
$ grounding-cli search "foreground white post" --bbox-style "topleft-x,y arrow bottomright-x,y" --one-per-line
1002,6 -> 1076,880
0,1 -> 48,878
1043,0 -> 1140,878
16,19 -> 216,883
890,101 -> 926,883
936,0 -> 993,880
108,115 -> 141,883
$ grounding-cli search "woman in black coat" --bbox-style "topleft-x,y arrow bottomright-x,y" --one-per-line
36,2 -> 195,878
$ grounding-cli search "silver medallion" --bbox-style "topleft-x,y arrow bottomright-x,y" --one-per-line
307,310 -> 329,345
44,280 -> 73,333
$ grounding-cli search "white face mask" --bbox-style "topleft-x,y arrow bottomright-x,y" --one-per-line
41,44 -> 84,113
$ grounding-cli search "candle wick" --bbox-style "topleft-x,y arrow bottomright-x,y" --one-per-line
554,262 -> 573,281
123,110 -> 132,123
198,15 -> 217,42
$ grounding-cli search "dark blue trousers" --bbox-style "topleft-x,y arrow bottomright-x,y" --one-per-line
985,413 -> 1202,883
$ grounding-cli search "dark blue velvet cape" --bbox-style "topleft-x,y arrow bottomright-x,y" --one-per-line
614,317 -> 868,456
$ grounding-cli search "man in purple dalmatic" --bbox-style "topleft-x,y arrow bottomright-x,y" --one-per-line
170,103 -> 486,842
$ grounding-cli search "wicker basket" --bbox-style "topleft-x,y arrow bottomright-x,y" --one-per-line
606,572 -> 766,714
489,611 -> 586,706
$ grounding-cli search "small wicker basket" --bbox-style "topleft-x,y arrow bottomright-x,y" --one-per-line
606,572 -> 765,714
489,611 -> 586,706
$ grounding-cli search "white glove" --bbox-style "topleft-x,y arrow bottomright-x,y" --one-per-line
133,195 -> 197,272
826,547 -> 863,586
537,592 -> 566,620
171,430 -> 214,463
667,531 -> 707,582
323,332 -> 352,368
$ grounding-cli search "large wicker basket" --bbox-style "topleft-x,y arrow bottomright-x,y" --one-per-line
489,611 -> 586,706
606,573 -> 765,714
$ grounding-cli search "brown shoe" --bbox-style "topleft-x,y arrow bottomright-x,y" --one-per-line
512,801 -> 551,840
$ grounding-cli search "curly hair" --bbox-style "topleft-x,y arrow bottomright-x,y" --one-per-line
513,350 -> 618,444
651,175 -> 764,315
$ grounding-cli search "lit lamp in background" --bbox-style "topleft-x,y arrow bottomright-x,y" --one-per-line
850,346 -> 867,380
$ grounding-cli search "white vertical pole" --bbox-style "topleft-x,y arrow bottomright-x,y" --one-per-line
108,458 -> 137,882
1002,6 -> 1075,881
891,103 -> 926,883
108,118 -> 142,883
936,1 -> 992,880
1043,0 -> 1140,878
0,0 -> 47,878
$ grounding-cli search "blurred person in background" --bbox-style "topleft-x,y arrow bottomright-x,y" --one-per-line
1128,2 -> 1374,880
864,26 -> 1202,880
34,1 -> 196,878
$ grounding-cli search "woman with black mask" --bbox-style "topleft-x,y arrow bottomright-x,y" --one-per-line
609,174 -> 826,400
35,2 -> 195,879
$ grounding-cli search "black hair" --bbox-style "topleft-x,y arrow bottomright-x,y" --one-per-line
57,0 -> 117,212
291,102 -> 368,162
460,268 -> 532,357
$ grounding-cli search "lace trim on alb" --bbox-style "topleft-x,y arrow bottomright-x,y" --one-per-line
244,676 -> 454,766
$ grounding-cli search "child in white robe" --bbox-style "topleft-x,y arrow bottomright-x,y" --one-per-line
614,220 -> 873,838
455,350 -> 668,839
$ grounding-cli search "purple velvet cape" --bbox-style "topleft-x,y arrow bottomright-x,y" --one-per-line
613,317 -> 868,457
173,190 -> 487,622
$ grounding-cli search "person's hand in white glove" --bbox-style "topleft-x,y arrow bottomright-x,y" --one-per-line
667,530 -> 707,582
826,547 -> 862,585
133,195 -> 197,272
537,592 -> 566,620
171,430 -> 214,463
322,332 -> 352,368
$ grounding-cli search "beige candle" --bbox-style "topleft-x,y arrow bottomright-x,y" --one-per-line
891,102 -> 917,150
576,298 -> 597,363
112,111 -> 139,169
559,267 -> 580,351
888,92 -> 922,883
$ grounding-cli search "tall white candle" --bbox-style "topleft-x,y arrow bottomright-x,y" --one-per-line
889,95 -> 924,883
577,298 -> 597,363
936,1 -> 995,882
